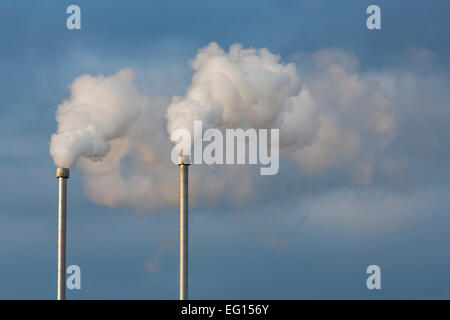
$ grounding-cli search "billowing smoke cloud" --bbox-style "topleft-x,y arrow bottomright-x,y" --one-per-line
165,43 -> 322,160
49,43 -> 397,210
290,49 -> 396,182
166,43 -> 395,183
49,69 -> 148,168
166,43 -> 305,138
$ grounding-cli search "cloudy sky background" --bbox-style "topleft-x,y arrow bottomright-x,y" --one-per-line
0,0 -> 450,299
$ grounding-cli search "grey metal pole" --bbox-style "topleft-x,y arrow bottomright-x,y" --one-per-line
56,167 -> 69,300
178,155 -> 190,300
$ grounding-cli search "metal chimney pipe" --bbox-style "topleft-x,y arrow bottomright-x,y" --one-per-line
178,155 -> 190,300
56,167 -> 69,300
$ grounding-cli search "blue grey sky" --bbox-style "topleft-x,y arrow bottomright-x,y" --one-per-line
0,0 -> 450,299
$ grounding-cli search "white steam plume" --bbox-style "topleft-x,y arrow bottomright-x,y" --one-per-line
50,69 -> 146,168
166,43 -> 318,151
166,43 -> 395,183
49,43 -> 397,210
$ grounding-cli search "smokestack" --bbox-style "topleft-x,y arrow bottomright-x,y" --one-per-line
56,167 -> 69,300
178,155 -> 190,300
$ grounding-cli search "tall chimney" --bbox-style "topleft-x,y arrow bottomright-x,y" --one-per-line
56,167 -> 69,300
178,155 -> 190,300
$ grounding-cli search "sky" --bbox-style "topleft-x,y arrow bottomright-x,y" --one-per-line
0,0 -> 450,299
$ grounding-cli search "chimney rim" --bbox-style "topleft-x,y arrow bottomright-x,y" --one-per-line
56,167 -> 70,178
178,155 -> 191,165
